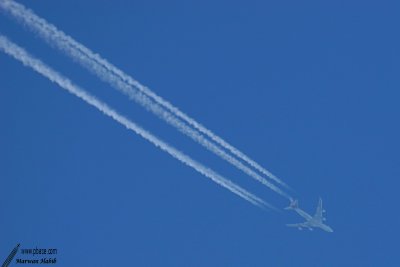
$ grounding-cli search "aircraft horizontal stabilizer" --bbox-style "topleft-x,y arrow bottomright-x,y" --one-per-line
285,199 -> 298,210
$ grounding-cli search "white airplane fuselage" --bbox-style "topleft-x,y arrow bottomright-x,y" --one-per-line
293,207 -> 333,232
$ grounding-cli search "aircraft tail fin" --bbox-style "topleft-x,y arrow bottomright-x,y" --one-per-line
285,199 -> 298,210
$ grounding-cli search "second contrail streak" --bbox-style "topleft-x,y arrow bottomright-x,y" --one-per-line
0,34 -> 273,209
0,0 -> 290,196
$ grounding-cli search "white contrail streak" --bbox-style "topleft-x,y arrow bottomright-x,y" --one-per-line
0,34 -> 273,209
0,0 -> 290,195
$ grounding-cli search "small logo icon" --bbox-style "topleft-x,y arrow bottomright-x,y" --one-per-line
2,244 -> 20,267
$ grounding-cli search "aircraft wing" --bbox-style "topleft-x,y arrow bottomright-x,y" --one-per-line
286,222 -> 311,229
313,198 -> 324,222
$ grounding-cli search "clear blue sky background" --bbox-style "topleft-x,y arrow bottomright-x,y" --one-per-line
1,0 -> 399,266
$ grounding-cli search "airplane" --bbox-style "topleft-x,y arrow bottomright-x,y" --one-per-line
285,198 -> 333,232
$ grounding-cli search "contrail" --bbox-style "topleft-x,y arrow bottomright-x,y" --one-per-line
0,34 -> 273,209
0,0 -> 290,194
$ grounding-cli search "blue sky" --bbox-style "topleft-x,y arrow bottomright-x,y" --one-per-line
1,0 -> 399,266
